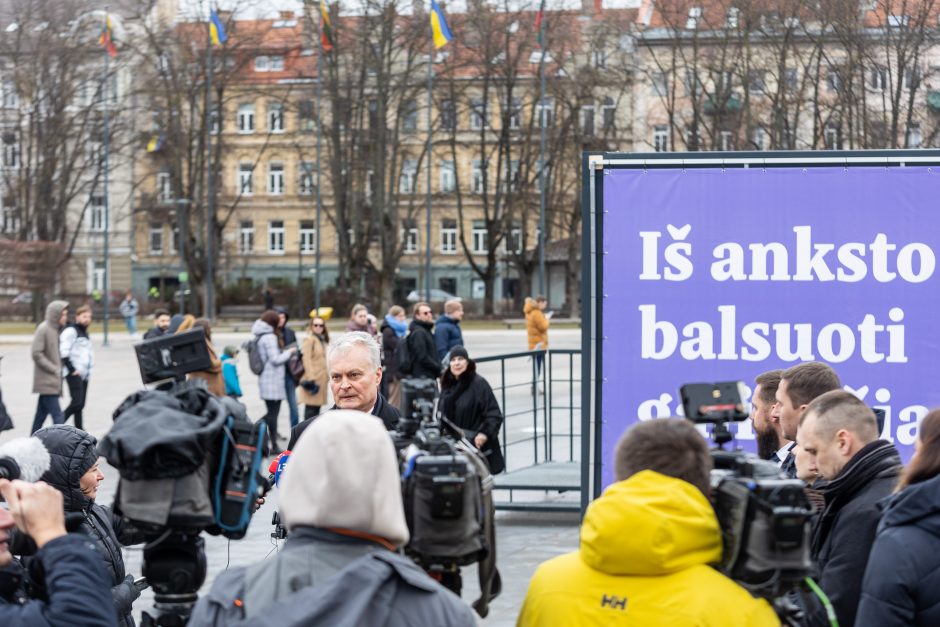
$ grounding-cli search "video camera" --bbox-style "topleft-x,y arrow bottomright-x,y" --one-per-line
391,377 -> 500,618
99,329 -> 270,625
680,382 -> 813,601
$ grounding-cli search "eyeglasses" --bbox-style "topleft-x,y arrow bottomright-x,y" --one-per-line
312,323 -> 325,327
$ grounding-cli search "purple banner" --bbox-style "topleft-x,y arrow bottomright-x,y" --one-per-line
601,165 -> 940,486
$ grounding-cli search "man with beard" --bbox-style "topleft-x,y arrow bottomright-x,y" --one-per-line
750,369 -> 793,471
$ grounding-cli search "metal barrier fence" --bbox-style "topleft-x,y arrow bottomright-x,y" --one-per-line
474,348 -> 582,512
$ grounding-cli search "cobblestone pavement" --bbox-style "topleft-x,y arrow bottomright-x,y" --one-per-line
0,327 -> 582,625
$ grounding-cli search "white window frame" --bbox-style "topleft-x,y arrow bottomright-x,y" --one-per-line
907,122 -> 922,148
536,97 -> 554,127
726,6 -> 740,28
268,102 -> 284,133
1,131 -> 18,168
237,103 -> 255,133
268,162 -> 284,196
751,127 -> 767,150
439,160 -> 455,193
719,130 -> 734,151
506,97 -> 521,129
268,220 -> 285,255
581,104 -> 595,136
602,97 -> 616,130
402,99 -> 418,131
470,98 -> 486,130
824,123 -> 842,150
299,162 -> 316,195
148,222 -> 163,255
157,171 -> 173,202
1,79 -> 17,109
471,160 -> 485,194
653,125 -> 668,152
254,56 -> 269,72
471,225 -> 488,255
88,194 -> 106,232
440,222 -> 457,254
869,67 -> 887,91
299,220 -> 317,254
401,226 -> 419,254
504,227 -> 522,254
1,202 -> 20,234
239,220 -> 254,254
686,6 -> 702,29
238,163 -> 253,196
399,160 -> 417,194
269,55 -> 284,71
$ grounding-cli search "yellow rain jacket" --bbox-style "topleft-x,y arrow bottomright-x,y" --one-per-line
517,470 -> 779,626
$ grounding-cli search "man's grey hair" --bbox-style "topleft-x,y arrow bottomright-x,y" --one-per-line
328,331 -> 381,372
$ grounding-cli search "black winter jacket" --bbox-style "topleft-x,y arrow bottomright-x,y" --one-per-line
380,322 -> 403,382
33,425 -> 142,627
0,534 -> 117,626
402,320 -> 441,379
440,365 -> 505,474
804,440 -> 902,627
287,393 -> 402,449
857,472 -> 940,626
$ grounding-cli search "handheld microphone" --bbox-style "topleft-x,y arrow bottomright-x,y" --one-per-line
267,450 -> 291,487
0,437 -> 51,482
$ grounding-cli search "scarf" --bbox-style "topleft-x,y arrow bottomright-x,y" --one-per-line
384,314 -> 407,338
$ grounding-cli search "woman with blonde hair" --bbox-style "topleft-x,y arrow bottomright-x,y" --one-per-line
345,303 -> 378,339
298,315 -> 329,420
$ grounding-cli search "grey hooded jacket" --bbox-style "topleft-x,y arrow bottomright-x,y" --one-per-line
32,301 -> 68,395
188,527 -> 477,627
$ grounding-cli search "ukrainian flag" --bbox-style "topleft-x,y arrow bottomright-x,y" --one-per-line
430,0 -> 453,49
209,9 -> 228,46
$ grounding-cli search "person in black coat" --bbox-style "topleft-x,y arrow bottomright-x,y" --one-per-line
29,425 -> 143,627
439,347 -> 504,474
857,408 -> 940,626
400,304 -> 441,380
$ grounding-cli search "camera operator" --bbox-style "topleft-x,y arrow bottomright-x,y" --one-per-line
517,419 -> 778,626
190,409 -> 476,625
796,390 -> 902,627
772,362 -> 841,476
287,332 -> 400,449
0,478 -> 116,626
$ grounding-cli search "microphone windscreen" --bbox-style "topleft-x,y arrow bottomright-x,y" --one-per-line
0,437 -> 51,482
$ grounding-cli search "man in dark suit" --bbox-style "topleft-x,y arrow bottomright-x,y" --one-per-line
287,332 -> 400,449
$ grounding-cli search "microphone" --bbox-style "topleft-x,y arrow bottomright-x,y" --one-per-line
268,450 -> 291,487
0,437 -> 51,482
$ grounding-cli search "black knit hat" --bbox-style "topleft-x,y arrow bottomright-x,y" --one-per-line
448,346 -> 469,361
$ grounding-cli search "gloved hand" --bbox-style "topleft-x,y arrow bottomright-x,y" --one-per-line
301,380 -> 320,394
112,574 -> 141,614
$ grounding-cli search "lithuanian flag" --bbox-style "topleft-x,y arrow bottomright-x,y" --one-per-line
319,0 -> 334,52
99,13 -> 117,57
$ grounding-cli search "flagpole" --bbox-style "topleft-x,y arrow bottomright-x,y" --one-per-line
205,21 -> 215,319
425,6 -> 433,301
101,22 -> 112,347
537,4 -> 547,297
314,2 -> 323,312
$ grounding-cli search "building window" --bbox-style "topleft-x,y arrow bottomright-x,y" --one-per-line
503,159 -> 520,192
237,103 -> 255,133
268,162 -> 284,195
268,220 -> 285,254
653,125 -> 668,152
471,159 -> 485,194
581,105 -> 595,136
505,226 -> 522,254
869,67 -> 887,91
470,98 -> 486,130
1,79 -> 17,109
1,131 -> 18,168
268,102 -> 284,133
299,220 -> 317,254
440,218 -> 457,254
1,200 -> 20,234
269,55 -> 284,71
506,97 -> 521,129
439,99 -> 456,130
903,67 -> 919,90
824,122 -> 842,150
751,127 -> 767,150
719,130 -> 734,151
748,70 -> 766,94
209,110 -> 221,134
298,99 -> 315,132
255,56 -> 269,71
602,97 -> 616,130
652,71 -> 668,96
785,68 -> 799,91
157,171 -> 173,202
88,194 -> 106,232
299,162 -> 316,195
402,99 -> 418,131
536,97 -> 554,127
172,225 -> 180,253
401,220 -> 418,254
90,261 -> 106,294
149,222 -> 163,254
907,122 -> 922,148
238,163 -> 253,196
239,220 -> 254,253
827,68 -> 842,93
399,159 -> 417,194
726,6 -> 740,28
686,6 -> 702,29
592,47 -> 607,69
472,222 -> 488,255
439,160 -> 455,193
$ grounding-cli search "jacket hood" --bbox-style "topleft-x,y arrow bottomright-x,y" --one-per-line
274,306 -> 289,322
34,425 -> 98,512
523,300 -> 538,315
579,470 -> 721,576
880,473 -> 940,537
251,319 -> 275,336
45,300 -> 69,327
280,409 -> 410,547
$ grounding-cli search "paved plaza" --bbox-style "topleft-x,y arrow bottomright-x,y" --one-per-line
0,326 -> 582,625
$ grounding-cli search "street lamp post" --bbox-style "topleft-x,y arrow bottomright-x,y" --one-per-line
171,198 -> 192,315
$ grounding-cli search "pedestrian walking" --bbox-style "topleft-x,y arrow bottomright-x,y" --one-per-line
298,314 -> 329,420
59,305 -> 94,430
252,310 -> 297,455
380,306 -> 407,407
524,296 -> 550,391
435,300 -> 464,361
221,346 -> 243,399
275,306 -> 300,428
118,292 -> 139,338
31,300 -> 69,433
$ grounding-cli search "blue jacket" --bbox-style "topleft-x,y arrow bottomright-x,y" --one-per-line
0,534 -> 117,626
434,315 -> 463,361
221,354 -> 242,397
857,473 -> 940,627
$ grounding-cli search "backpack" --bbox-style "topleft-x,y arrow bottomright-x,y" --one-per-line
243,337 -> 265,375
396,333 -> 413,376
287,350 -> 305,384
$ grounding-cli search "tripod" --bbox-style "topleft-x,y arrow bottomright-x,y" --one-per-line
140,532 -> 207,626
